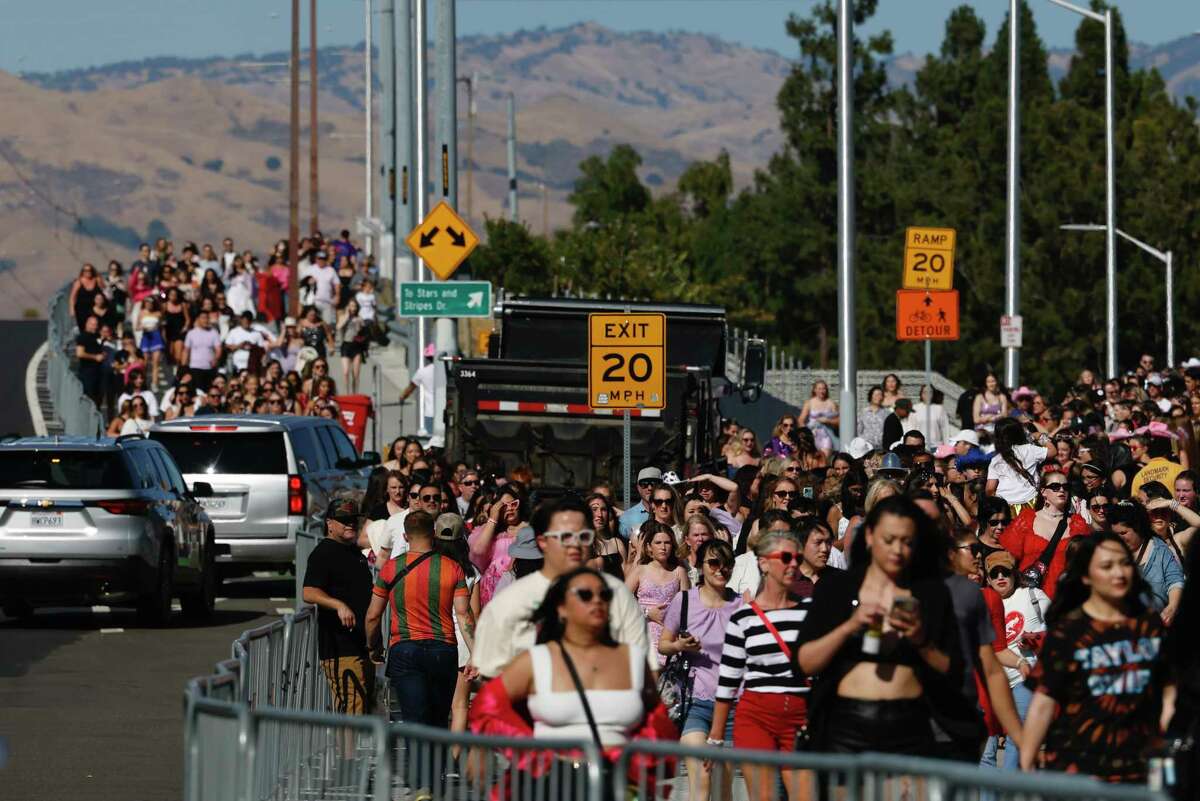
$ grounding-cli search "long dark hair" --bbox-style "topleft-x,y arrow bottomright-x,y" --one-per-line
532,567 -> 617,645
1045,531 -> 1150,627
1165,539 -> 1200,671
694,539 -> 734,586
435,535 -> 479,579
849,494 -> 944,582
362,467 -> 392,515
994,417 -> 1038,491
585,492 -> 619,540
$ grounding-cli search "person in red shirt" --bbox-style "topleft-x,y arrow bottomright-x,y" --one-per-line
256,260 -> 283,323
999,470 -> 1090,600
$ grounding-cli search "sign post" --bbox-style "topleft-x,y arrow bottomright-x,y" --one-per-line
898,227 -> 958,447
588,311 -> 666,505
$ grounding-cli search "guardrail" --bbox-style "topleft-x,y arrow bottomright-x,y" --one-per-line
47,284 -> 105,437
186,607 -> 1170,801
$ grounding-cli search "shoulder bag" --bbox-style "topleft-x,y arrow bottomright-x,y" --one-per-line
556,643 -> 615,797
656,591 -> 693,725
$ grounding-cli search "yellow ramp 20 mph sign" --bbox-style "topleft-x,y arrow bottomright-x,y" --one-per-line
588,313 -> 666,410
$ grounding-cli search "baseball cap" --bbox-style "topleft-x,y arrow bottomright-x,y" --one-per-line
1147,373 -> 1164,386
1012,386 -> 1035,400
984,550 -> 1016,573
507,526 -> 542,559
434,513 -> 464,541
846,437 -> 873,460
1080,462 -> 1106,475
934,443 -> 957,460
637,467 -> 663,483
325,494 -> 361,524
952,430 -> 980,448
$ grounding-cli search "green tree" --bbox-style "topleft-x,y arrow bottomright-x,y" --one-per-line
568,144 -> 651,227
464,217 -> 554,295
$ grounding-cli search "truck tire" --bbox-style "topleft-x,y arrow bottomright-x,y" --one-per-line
138,542 -> 175,626
181,531 -> 217,621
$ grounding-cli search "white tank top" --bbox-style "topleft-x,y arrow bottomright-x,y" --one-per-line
526,642 -> 645,747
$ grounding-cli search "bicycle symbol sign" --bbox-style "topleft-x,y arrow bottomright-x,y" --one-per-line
902,226 -> 956,291
896,290 -> 959,341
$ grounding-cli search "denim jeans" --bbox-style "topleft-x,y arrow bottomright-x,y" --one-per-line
980,681 -> 1033,771
388,640 -> 460,790
386,639 -> 459,727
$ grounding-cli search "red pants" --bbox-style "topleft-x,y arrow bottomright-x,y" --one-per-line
733,690 -> 808,752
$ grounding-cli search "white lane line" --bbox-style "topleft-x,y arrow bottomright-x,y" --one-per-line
274,607 -> 293,615
91,605 -> 111,613
100,627 -> 124,634
269,597 -> 287,602
26,340 -> 49,437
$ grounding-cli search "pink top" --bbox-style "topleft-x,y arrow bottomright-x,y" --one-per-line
469,527 -> 516,607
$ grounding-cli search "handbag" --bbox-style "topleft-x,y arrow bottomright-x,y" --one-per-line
1019,515 -> 1070,590
656,590 -> 694,725
748,601 -> 809,750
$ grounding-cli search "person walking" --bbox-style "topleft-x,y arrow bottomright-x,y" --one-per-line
1021,533 -> 1171,783
365,510 -> 476,730
625,520 -> 689,666
709,530 -> 810,801
999,470 -> 1089,600
619,467 -> 662,538
301,495 -> 375,718
658,539 -> 742,801
470,496 -> 650,681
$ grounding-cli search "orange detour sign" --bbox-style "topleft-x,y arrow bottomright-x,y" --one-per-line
896,290 -> 959,341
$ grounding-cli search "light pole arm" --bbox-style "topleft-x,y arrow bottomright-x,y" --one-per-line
1060,224 -> 1168,265
1045,0 -> 1105,22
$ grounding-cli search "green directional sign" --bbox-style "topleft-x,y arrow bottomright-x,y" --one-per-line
398,281 -> 492,318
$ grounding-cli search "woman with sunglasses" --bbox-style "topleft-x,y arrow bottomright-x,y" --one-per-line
1108,501 -> 1185,626
798,495 -> 960,758
1020,533 -> 1170,783
626,521 -> 689,666
980,550 -> 1049,772
710,530 -> 810,801
728,428 -> 762,470
975,497 -> 1012,560
659,539 -> 742,801
120,397 -> 154,435
469,486 -> 529,606
998,471 -> 1089,600
739,476 -> 799,556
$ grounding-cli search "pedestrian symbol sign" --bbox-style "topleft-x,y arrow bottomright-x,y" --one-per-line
896,290 -> 959,341
405,200 -> 479,280
588,313 -> 666,410
902,226 -> 956,291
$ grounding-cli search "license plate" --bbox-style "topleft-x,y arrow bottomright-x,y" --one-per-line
31,512 -> 63,528
200,498 -> 228,511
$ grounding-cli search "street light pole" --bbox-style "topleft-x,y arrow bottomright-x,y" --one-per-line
836,0 -> 857,448
363,0 -> 373,255
1046,0 -> 1117,377
1061,224 -> 1173,368
310,0 -> 320,235
288,0 -> 301,314
1004,0 -> 1021,388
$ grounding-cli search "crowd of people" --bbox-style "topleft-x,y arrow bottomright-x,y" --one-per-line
68,232 -> 385,435
299,354 -> 1200,800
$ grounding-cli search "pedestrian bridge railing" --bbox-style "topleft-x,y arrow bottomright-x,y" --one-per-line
184,607 -> 1170,801
47,284 -> 105,437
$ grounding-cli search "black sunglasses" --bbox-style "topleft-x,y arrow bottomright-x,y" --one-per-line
988,567 -> 1014,580
773,490 -> 797,500
651,498 -> 673,507
571,587 -> 614,604
987,517 -> 1006,528
1089,502 -> 1108,511
637,479 -> 660,488
461,479 -> 479,486
419,493 -> 440,502
409,491 -> 421,499
704,558 -> 733,572
1043,482 -> 1068,493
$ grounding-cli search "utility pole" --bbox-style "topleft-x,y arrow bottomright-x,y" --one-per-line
379,0 -> 395,241
288,0 -> 301,313
541,180 -> 549,237
1003,0 -> 1021,388
1103,7 -> 1117,378
396,0 -> 414,249
414,0 -> 429,430
309,0 -> 320,236
459,73 -> 475,224
363,0 -> 373,255
506,93 -> 518,223
836,0 -> 857,448
436,0 -> 457,209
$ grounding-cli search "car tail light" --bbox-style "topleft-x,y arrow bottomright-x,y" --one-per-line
288,475 -> 305,516
95,499 -> 151,516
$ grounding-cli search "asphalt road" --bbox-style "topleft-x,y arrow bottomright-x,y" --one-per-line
0,576 -> 293,801
0,320 -> 46,437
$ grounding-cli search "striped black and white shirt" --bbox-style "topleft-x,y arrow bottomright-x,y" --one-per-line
715,602 -> 809,700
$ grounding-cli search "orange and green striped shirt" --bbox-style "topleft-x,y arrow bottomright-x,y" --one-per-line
373,551 -> 468,647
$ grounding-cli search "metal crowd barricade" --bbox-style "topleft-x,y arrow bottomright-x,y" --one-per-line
46,285 -> 105,437
616,740 -> 1170,801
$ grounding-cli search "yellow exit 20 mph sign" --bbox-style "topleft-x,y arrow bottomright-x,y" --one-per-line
903,226 -> 956,291
588,313 -> 666,410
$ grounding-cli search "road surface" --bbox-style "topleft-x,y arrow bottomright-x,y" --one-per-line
0,576 -> 291,801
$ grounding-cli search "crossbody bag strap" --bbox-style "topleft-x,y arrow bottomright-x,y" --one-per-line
385,549 -> 435,593
1032,514 -> 1070,570
749,601 -> 792,661
557,642 -> 604,751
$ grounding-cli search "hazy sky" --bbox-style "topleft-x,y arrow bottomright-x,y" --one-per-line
0,1 -> 1193,74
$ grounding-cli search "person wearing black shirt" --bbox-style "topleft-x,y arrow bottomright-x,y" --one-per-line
302,494 -> 374,716
882,398 -> 912,452
75,315 -> 105,405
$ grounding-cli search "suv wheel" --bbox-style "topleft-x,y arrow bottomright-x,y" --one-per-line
181,531 -> 217,620
138,542 -> 175,626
